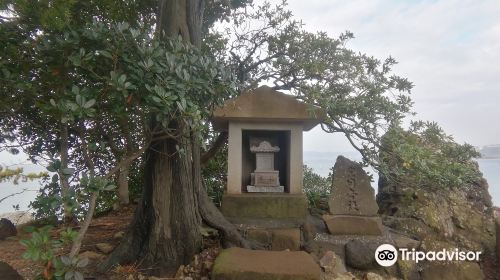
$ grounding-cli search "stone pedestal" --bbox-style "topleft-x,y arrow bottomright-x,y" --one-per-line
220,194 -> 308,226
322,215 -> 383,236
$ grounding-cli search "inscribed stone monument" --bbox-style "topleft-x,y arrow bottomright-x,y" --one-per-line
323,156 -> 383,236
328,156 -> 379,216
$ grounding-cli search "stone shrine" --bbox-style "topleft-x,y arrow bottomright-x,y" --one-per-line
248,138 -> 284,192
212,85 -> 324,224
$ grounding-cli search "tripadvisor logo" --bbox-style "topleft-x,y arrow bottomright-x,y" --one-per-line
375,244 -> 398,267
374,244 -> 482,267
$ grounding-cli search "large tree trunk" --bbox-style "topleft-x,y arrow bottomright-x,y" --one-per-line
99,0 -> 250,275
117,165 -> 130,205
100,128 -> 203,274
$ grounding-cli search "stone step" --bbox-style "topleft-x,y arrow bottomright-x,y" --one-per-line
246,228 -> 301,251
212,247 -> 320,280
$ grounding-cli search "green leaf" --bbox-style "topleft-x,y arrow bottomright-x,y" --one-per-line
118,74 -> 127,85
64,270 -> 74,280
100,50 -> 113,59
19,239 -> 31,247
62,168 -> 75,176
72,85 -> 79,95
61,255 -> 71,265
75,94 -> 83,106
151,96 -> 162,103
23,226 -> 35,233
76,257 -> 89,268
74,271 -> 84,280
83,99 -> 96,109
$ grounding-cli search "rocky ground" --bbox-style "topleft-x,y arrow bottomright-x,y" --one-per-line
0,204 -> 498,280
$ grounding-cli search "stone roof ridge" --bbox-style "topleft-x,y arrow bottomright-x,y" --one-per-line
250,141 -> 280,153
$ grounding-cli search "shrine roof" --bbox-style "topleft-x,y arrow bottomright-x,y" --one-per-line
212,86 -> 325,131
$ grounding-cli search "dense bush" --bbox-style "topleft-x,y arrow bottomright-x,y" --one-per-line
380,121 -> 481,188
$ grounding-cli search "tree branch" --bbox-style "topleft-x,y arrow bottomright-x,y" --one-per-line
201,132 -> 227,165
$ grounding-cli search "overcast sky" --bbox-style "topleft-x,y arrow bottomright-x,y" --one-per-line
294,0 -> 500,152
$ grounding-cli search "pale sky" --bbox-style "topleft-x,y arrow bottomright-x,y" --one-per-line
2,1 -> 500,211
295,0 -> 500,151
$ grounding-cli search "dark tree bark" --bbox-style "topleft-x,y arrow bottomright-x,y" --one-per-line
117,166 -> 130,205
99,0 -> 249,275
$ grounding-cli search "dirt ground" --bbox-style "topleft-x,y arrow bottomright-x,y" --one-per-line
0,207 -> 132,279
0,206 -> 221,280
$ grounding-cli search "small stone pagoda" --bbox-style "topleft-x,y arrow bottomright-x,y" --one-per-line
212,86 -> 324,224
248,138 -> 283,192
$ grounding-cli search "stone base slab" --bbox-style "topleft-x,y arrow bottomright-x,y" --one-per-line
212,247 -> 320,280
247,185 -> 284,192
322,215 -> 383,236
221,194 -> 307,224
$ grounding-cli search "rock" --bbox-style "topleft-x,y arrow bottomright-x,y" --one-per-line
420,261 -> 484,280
322,215 -> 383,236
496,217 -> 500,261
323,272 -> 358,280
271,228 -> 301,251
364,272 -> 384,280
113,231 -> 125,239
0,261 -> 23,280
319,251 -> 346,276
212,247 -> 320,280
0,211 -> 33,225
391,234 -> 420,249
328,156 -> 379,216
304,240 -> 346,262
377,164 -> 496,254
78,250 -> 106,260
0,218 -> 17,240
96,242 -> 114,254
397,259 -> 419,280
345,239 -> 381,270
302,217 -> 317,242
175,265 -> 185,278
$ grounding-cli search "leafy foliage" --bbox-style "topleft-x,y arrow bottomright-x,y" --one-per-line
0,166 -> 47,184
202,143 -> 228,207
302,165 -> 330,208
380,121 -> 481,188
20,226 -> 86,280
